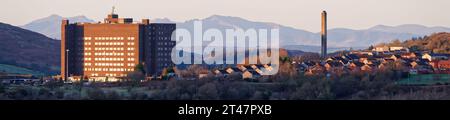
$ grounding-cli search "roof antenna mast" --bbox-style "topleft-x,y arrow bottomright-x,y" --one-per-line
112,6 -> 116,14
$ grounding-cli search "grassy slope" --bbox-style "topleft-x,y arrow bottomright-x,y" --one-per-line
0,64 -> 44,76
397,74 -> 450,85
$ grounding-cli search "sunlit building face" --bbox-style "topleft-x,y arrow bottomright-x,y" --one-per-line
61,13 -> 175,82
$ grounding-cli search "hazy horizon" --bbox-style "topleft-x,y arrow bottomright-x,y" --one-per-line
1,0 -> 450,32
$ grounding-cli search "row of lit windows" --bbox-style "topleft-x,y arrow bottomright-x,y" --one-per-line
85,68 -> 135,72
157,53 -> 171,56
85,62 -> 131,67
127,63 -> 136,67
94,57 -> 125,61
86,42 -> 137,46
157,47 -> 172,51
89,72 -> 129,77
93,52 -> 135,56
156,42 -> 174,46
90,47 -> 135,51
83,63 -> 135,67
94,63 -> 125,67
84,63 -> 92,66
84,37 -> 135,41
158,63 -> 171,67
127,42 -> 135,45
93,47 -> 124,51
96,37 -> 124,40
151,26 -> 174,30
94,52 -> 124,56
157,58 -> 171,62
94,42 -> 125,46
127,58 -> 136,61
84,37 -> 93,40
155,37 -> 170,40
105,74 -> 127,77
92,57 -> 135,61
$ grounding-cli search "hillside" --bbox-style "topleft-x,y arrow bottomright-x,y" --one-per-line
0,22 -> 60,75
381,32 -> 450,54
0,64 -> 44,76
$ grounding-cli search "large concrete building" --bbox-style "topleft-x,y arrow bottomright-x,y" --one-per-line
321,11 -> 327,58
61,11 -> 175,82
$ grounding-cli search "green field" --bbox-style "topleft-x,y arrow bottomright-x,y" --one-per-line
397,74 -> 450,85
0,64 -> 44,76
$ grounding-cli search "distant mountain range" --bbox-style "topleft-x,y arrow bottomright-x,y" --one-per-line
21,14 -> 94,39
20,14 -> 450,53
1,14 -> 448,74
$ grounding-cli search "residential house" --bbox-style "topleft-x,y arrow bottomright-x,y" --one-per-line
214,69 -> 229,78
305,63 -> 326,75
226,67 -> 243,74
263,64 -> 273,71
373,46 -> 390,52
242,71 -> 261,79
430,60 -> 450,73
382,58 -> 395,64
361,57 -> 377,65
299,61 -> 316,72
198,70 -> 210,79
422,53 -> 450,61
348,61 -> 365,72
401,52 -> 420,59
378,63 -> 388,70
409,60 -> 432,74
342,54 -> 360,61
251,64 -> 265,71
338,59 -> 350,66
324,61 -> 344,71
390,46 -> 409,52
390,55 -> 402,61
361,64 -> 377,72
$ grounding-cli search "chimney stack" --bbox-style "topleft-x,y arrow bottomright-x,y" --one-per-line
321,11 -> 327,58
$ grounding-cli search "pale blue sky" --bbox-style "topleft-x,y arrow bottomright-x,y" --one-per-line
1,0 -> 449,32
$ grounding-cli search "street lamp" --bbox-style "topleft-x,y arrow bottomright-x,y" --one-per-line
66,49 -> 69,82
